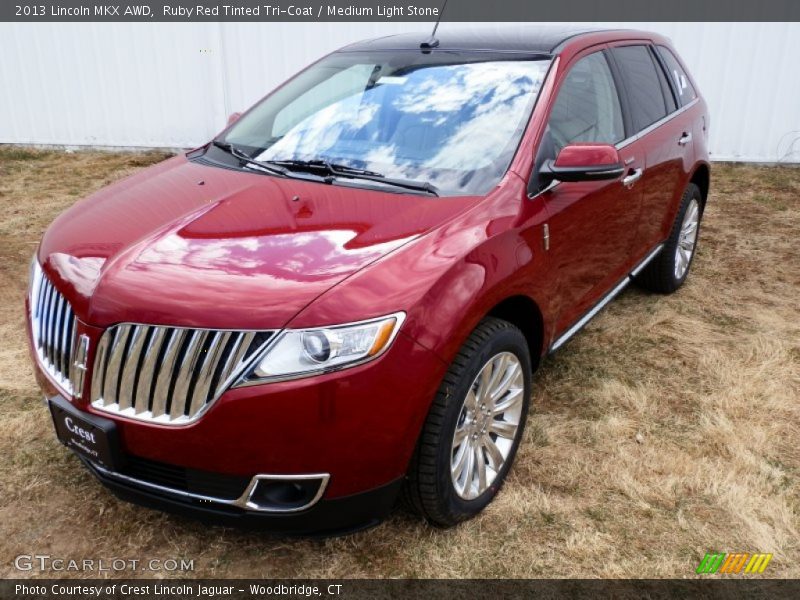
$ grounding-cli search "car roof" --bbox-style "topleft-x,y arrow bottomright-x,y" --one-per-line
338,26 -> 629,55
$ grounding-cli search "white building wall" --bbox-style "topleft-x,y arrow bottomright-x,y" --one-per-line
1,22 -> 799,162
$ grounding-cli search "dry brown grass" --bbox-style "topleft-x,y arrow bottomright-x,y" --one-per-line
0,148 -> 798,579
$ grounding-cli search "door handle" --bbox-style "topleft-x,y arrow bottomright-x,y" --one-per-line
678,132 -> 693,146
622,168 -> 643,188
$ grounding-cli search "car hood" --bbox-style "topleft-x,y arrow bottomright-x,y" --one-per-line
39,154 -> 481,330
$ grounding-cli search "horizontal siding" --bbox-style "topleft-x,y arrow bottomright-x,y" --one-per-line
1,22 -> 798,162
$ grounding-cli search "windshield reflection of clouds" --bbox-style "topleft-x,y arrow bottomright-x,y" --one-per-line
255,61 -> 546,194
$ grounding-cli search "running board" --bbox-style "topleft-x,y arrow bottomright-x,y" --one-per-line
549,244 -> 664,353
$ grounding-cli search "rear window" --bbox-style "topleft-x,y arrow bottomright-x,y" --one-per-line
611,45 -> 668,132
657,46 -> 697,106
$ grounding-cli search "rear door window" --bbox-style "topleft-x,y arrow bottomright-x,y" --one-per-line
653,49 -> 678,114
611,45 -> 669,132
656,46 -> 697,105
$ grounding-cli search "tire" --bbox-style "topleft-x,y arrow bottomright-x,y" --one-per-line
635,182 -> 703,294
404,317 -> 532,527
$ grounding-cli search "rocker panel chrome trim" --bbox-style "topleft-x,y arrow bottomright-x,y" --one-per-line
549,243 -> 664,352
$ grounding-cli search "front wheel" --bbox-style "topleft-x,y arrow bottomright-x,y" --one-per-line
404,317 -> 531,527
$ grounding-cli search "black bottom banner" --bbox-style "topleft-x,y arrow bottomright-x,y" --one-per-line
2,579 -> 800,600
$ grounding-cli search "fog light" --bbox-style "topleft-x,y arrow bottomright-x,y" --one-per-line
246,476 -> 328,512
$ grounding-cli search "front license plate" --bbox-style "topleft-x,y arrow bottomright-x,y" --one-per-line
49,396 -> 121,470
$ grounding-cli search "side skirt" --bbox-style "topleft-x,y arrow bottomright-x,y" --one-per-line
548,244 -> 664,353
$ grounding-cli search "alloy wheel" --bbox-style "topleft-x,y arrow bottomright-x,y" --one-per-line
450,352 -> 524,500
675,198 -> 700,280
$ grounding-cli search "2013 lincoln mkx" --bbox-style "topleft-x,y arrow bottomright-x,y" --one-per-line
27,27 -> 710,534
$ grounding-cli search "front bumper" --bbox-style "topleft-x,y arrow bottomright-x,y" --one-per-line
31,312 -> 447,531
80,454 -> 403,535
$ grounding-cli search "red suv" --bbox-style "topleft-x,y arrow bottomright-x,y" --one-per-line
27,27 -> 709,534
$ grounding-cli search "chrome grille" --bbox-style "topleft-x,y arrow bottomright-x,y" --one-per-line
91,324 -> 273,425
30,261 -> 78,396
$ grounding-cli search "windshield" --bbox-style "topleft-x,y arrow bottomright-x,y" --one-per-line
220,51 -> 550,196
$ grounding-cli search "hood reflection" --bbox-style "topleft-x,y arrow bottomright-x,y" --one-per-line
48,253 -> 106,298
38,154 -> 484,329
133,228 -> 413,281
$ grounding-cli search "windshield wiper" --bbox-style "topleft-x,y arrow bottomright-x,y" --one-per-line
211,140 -> 290,177
265,159 -> 440,196
267,159 -> 383,178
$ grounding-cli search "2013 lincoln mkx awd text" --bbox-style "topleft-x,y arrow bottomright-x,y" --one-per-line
27,27 -> 710,534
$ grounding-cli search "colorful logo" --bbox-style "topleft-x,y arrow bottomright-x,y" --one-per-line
696,553 -> 773,574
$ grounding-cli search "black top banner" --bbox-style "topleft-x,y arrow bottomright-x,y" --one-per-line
4,0 -> 800,22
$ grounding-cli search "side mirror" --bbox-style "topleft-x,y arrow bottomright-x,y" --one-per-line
540,143 -> 624,185
227,112 -> 242,127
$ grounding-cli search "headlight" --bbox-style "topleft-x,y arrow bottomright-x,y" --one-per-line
240,312 -> 405,384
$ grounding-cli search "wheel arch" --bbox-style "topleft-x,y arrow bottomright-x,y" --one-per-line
486,295 -> 545,372
689,162 -> 710,210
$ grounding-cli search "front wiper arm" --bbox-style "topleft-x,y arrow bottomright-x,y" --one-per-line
346,173 -> 440,196
267,159 -> 383,178
265,159 -> 440,196
211,140 -> 289,177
